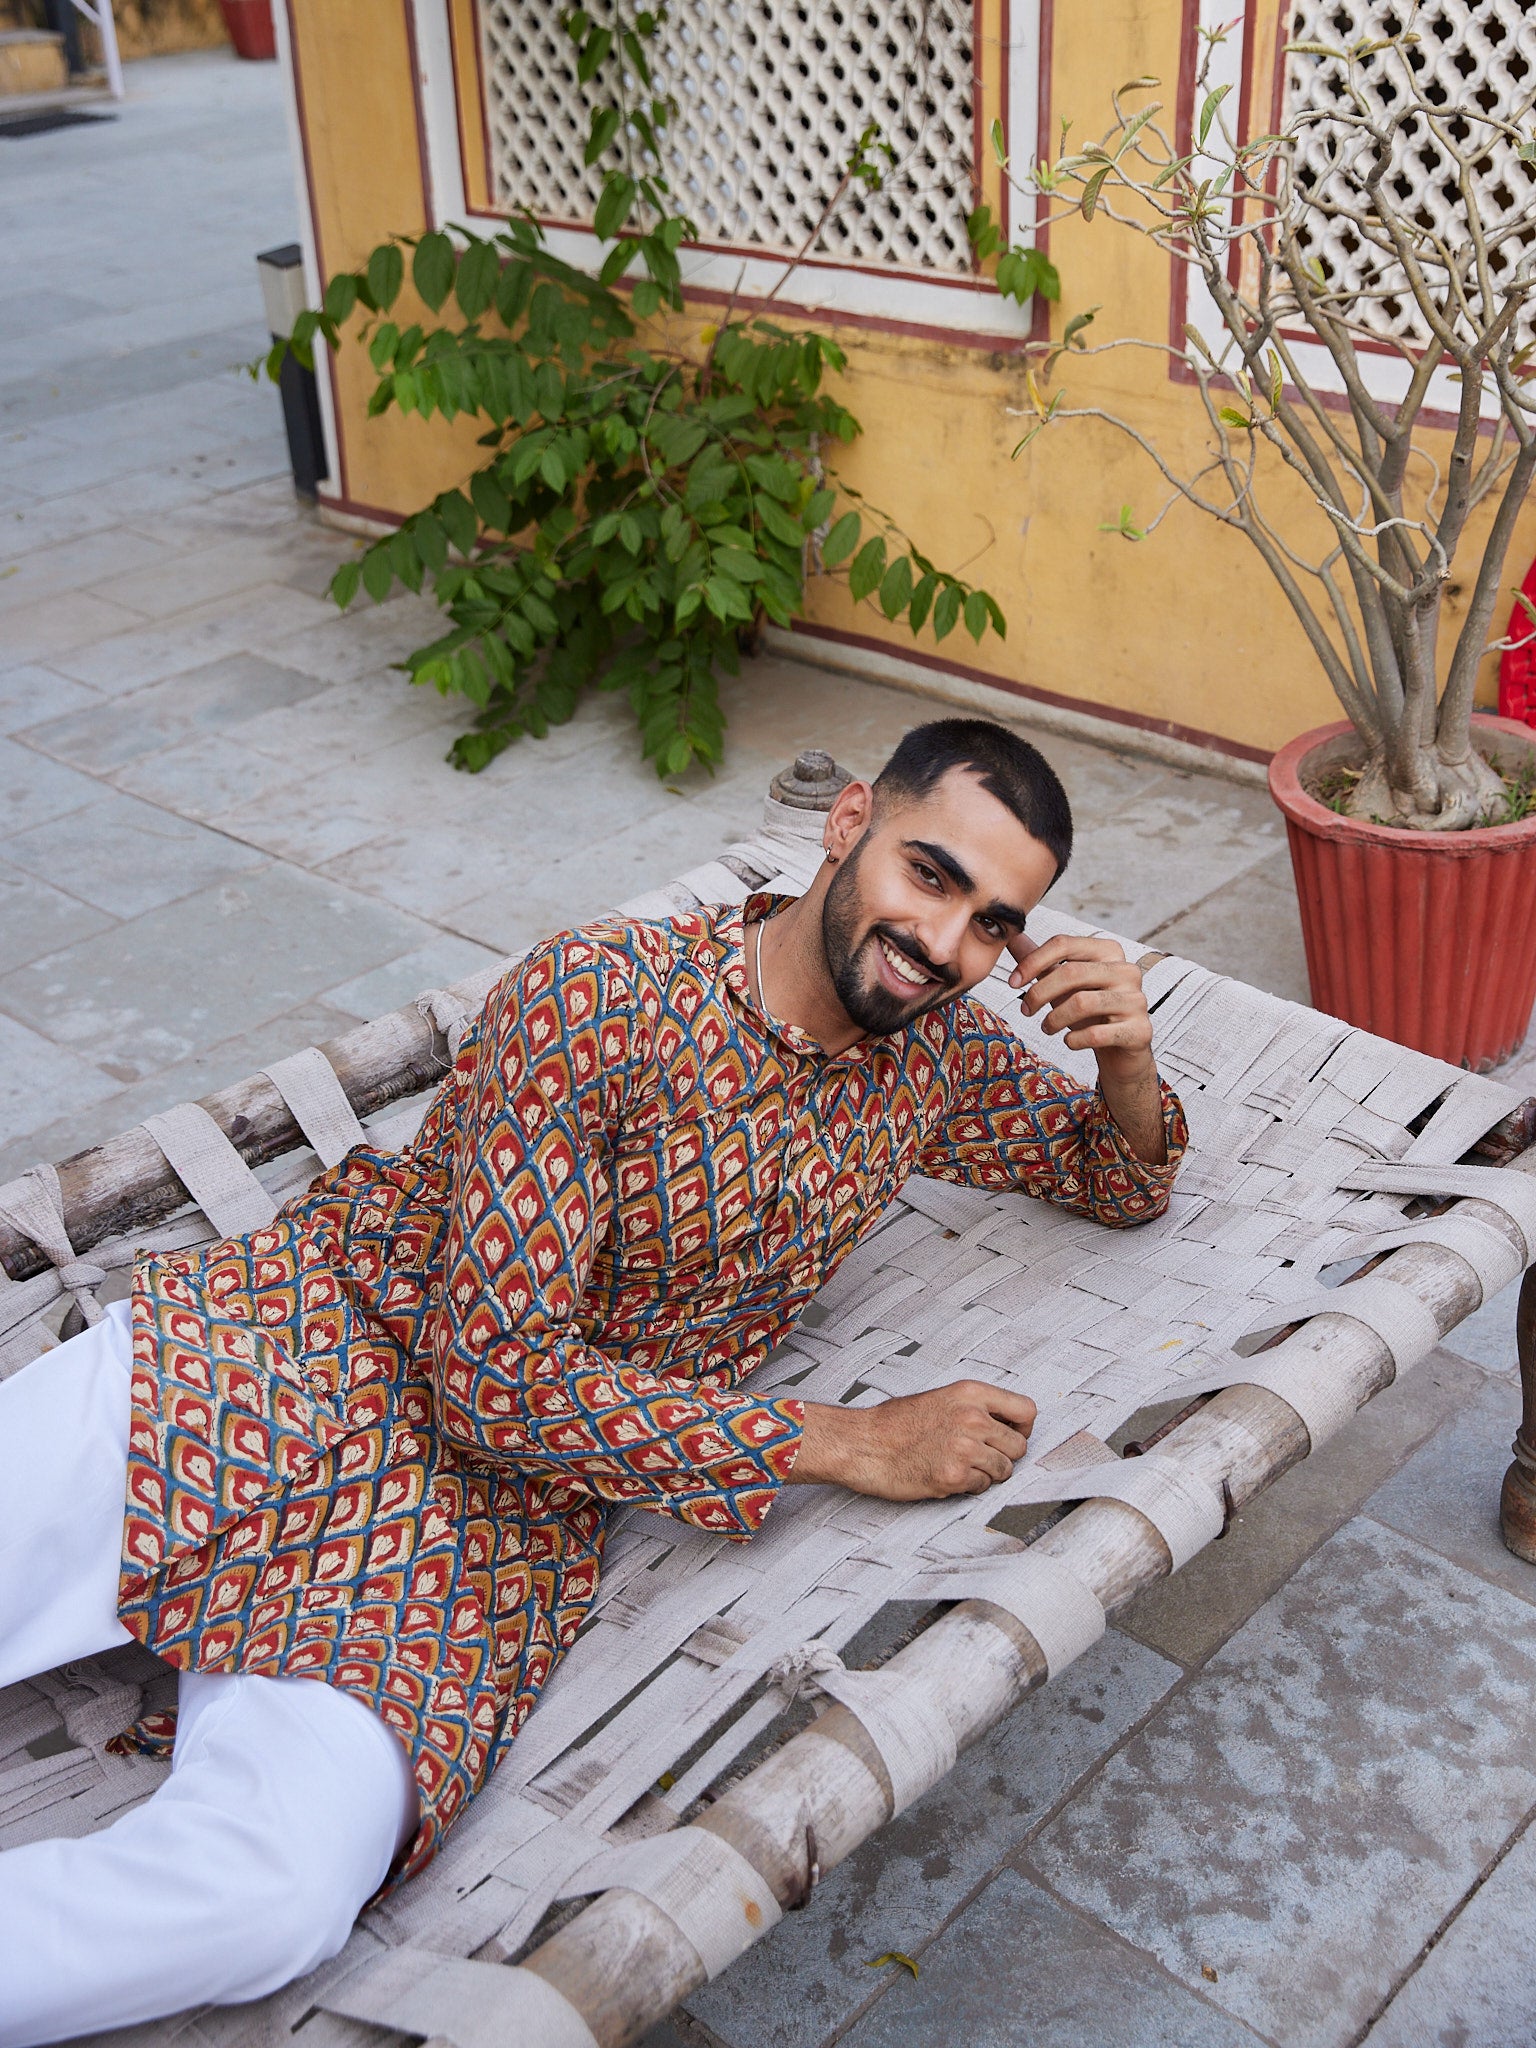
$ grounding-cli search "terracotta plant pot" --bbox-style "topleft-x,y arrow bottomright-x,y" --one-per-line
219,0 -> 275,60
1269,716 -> 1536,1070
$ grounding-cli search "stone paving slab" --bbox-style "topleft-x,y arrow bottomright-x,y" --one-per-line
0,857 -> 117,973
1364,1373 -> 1536,1613
0,861 -> 434,1078
1358,1818 -> 1536,2048
1145,847 -> 1311,1008
833,1867 -> 1271,2048
1031,1517 -> 1536,2048
19,651 -> 329,775
1117,1347 -> 1482,1669
2,789 -> 267,919
683,1632 -> 1182,2048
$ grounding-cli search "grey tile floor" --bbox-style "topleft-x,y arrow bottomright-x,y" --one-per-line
4,48 -> 1536,2048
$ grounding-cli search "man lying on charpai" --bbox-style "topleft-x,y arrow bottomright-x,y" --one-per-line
0,717 -> 1184,2042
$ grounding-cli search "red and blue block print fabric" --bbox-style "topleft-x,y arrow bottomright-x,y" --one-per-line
116,897 -> 1185,1881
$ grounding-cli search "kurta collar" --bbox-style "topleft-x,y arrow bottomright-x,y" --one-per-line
720,892 -> 884,1066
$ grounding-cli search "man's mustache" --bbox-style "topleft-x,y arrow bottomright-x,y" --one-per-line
867,923 -> 960,992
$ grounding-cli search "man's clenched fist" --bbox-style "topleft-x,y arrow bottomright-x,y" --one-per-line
789,1380 -> 1037,1500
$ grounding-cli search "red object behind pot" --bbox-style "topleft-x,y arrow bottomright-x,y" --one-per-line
1269,716 -> 1536,1071
1501,554 -> 1536,728
220,0 -> 276,60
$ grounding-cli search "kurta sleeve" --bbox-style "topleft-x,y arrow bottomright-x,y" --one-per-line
919,1010 -> 1187,1227
433,934 -> 802,1538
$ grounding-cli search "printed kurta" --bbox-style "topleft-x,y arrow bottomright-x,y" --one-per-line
118,897 -> 1186,1881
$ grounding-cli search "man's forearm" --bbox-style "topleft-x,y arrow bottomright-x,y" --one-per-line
1095,1050 -> 1168,1165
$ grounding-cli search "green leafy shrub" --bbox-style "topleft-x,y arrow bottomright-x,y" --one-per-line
270,9 -> 1050,777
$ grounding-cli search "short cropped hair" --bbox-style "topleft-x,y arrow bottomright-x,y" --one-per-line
873,718 -> 1073,880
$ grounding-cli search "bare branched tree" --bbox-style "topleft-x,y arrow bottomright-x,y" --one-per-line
1001,7 -> 1536,829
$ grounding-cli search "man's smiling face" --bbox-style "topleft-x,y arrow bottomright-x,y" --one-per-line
820,766 -> 1062,1036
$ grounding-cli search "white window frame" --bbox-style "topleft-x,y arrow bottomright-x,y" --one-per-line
1180,0 -> 1498,422
409,0 -> 1046,341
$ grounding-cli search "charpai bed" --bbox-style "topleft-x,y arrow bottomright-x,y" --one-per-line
2,752 -> 1534,2048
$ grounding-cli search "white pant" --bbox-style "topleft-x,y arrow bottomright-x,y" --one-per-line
0,1303 -> 419,2046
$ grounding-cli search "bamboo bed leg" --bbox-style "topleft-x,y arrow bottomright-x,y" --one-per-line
1499,1266 -> 1536,1562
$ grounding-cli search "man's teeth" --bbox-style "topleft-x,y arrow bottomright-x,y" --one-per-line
879,935 -> 932,987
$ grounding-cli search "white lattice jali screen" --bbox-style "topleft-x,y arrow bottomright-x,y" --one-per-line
1283,0 -> 1536,348
478,0 -> 978,277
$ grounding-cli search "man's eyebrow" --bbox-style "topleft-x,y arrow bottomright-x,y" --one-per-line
903,840 -> 1029,931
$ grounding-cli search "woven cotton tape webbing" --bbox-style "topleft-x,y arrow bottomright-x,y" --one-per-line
770,1648 -> 958,1815
260,1047 -> 365,1170
908,1547 -> 1106,1675
322,1948 -> 598,2048
141,1103 -> 277,1237
1337,1161 -> 1536,1261
1012,1451 -> 1226,1570
558,1825 -> 781,1979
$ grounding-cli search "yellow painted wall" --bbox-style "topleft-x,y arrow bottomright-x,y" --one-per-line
289,0 -> 1536,759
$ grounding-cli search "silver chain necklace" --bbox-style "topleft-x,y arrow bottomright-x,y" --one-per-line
751,918 -> 778,1030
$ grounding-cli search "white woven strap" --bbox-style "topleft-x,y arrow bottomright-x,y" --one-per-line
1339,1209 -> 1527,1302
0,1166 -> 107,1326
907,1547 -> 1106,1677
1013,1451 -> 1225,1570
1337,1161 -> 1536,1263
322,1948 -> 597,2048
1169,1348 -> 1361,1453
1241,1275 -> 1442,1375
769,1646 -> 957,1815
260,1046 -> 365,1169
558,1825 -> 781,1979
140,1103 -> 278,1238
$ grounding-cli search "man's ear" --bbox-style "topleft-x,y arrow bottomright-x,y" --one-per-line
824,779 -> 874,860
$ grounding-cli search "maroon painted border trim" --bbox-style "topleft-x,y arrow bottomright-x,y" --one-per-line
285,0 -> 351,509
786,619 -> 1274,763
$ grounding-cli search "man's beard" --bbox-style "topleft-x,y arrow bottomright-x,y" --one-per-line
821,836 -> 961,1036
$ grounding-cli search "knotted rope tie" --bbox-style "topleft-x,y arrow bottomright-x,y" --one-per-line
0,1165 -> 107,1327
416,988 -> 475,1064
767,1645 -> 957,1815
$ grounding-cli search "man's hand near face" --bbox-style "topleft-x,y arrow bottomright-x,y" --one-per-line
788,1381 -> 1038,1499
1006,933 -> 1167,1165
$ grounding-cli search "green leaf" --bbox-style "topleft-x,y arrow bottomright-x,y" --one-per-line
1198,82 -> 1231,147
805,486 -> 836,526
584,104 -> 622,165
322,272 -> 358,325
1080,165 -> 1111,220
470,469 -> 512,531
618,513 -> 642,553
755,495 -> 805,546
878,554 -> 913,619
456,240 -> 500,321
989,115 -> 1007,165
330,559 -> 362,609
593,173 -> 637,242
933,583 -> 962,640
963,589 -> 988,641
907,571 -> 937,633
437,490 -> 478,556
743,452 -> 800,501
821,510 -> 861,567
631,278 -> 662,317
367,243 -> 404,312
368,321 -> 400,371
848,536 -> 887,603
361,546 -> 394,604
413,231 -> 455,313
1217,405 -> 1252,429
575,24 -> 612,81
414,511 -> 448,575
540,445 -> 567,491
